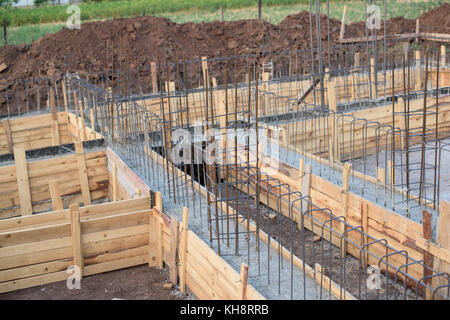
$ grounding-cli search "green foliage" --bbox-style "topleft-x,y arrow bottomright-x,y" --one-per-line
0,0 -> 312,26
34,0 -> 51,8
0,0 -> 18,9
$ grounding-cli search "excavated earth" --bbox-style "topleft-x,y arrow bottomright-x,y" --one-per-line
0,4 -> 450,114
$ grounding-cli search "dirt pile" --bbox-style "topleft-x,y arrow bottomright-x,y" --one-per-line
419,2 -> 450,34
345,16 -> 416,39
0,12 -> 344,83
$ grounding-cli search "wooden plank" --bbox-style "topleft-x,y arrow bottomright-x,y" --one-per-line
179,207 -> 189,293
112,162 -> 118,201
51,120 -> 60,146
148,210 -> 157,267
240,263 -> 248,300
154,191 -> 164,269
14,147 -> 32,216
434,201 -> 450,297
169,217 -> 179,284
0,258 -> 72,283
48,179 -> 63,211
84,245 -> 148,266
300,164 -> 311,222
84,254 -> 147,277
155,210 -> 164,269
0,197 -> 150,234
80,210 -> 149,235
74,142 -> 91,205
151,62 -> 158,93
70,203 -> 84,277
0,270 -> 69,294
339,5 -> 347,40
2,119 -> 13,153
422,210 -> 433,299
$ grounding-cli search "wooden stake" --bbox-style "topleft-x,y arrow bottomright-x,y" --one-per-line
179,207 -> 189,294
73,91 -> 81,141
422,210 -> 433,300
169,218 -> 179,284
433,201 -> 450,298
354,52 -> 360,69
388,160 -> 395,186
298,164 -> 312,227
69,203 -> 84,277
415,50 -> 422,90
148,200 -> 157,267
89,108 -> 95,131
155,192 -> 164,269
339,5 -> 347,41
62,80 -> 68,113
361,201 -> 369,267
112,162 -> 118,201
74,142 -> 91,206
370,57 -> 376,99
240,263 -> 249,300
377,167 -> 386,185
328,80 -> 337,162
14,147 -> 32,216
51,120 -> 60,146
154,191 -> 162,211
151,62 -> 158,93
48,179 -> 63,211
298,158 -> 304,190
441,45 -> 446,67
201,56 -> 209,88
49,85 -> 56,121
2,119 -> 13,153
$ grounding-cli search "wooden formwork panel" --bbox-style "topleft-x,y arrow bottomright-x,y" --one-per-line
0,150 -> 109,219
0,196 -> 153,293
248,151 -> 450,286
280,95 -> 450,161
0,113 -> 72,155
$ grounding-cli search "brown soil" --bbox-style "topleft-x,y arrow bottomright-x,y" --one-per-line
0,265 -> 190,300
0,12 -> 343,82
419,3 -> 450,34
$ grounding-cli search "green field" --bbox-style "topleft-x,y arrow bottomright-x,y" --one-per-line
0,0 -> 443,46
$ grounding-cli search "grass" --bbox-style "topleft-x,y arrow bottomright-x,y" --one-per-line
1,0 -> 312,26
0,0 -> 444,46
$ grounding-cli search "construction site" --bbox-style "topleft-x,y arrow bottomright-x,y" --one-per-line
0,0 -> 450,301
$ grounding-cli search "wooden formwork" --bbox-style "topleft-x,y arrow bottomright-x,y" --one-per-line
0,112 -> 101,156
105,147 -> 264,300
238,147 -> 450,289
278,94 -> 450,161
0,197 -> 151,293
136,58 -> 450,122
0,128 -> 265,299
0,145 -> 109,220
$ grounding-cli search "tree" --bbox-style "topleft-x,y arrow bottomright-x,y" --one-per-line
0,0 -> 19,9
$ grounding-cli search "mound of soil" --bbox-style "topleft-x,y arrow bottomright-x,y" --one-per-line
0,12 -> 343,83
419,2 -> 450,34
